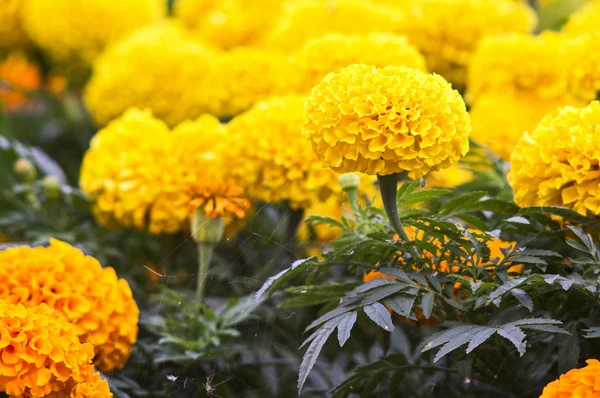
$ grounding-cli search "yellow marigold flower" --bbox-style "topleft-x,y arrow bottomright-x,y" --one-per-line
565,33 -> 600,102
292,33 -> 426,94
84,21 -> 213,128
264,0 -> 405,51
0,0 -> 27,49
21,0 -> 164,64
398,0 -> 536,90
175,0 -> 282,49
468,32 -> 573,102
304,64 -> 470,179
540,359 -> 600,398
0,239 -> 139,373
469,91 -> 583,160
0,301 -> 111,397
508,101 -> 600,218
224,96 -> 345,209
199,48 -> 296,119
562,0 -> 600,35
425,163 -> 473,188
0,52 -> 42,111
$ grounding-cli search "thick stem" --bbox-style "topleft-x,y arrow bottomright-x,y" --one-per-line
196,242 -> 214,302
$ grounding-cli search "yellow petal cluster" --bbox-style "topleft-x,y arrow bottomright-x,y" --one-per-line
562,0 -> 600,35
21,0 -> 164,64
398,0 -> 536,90
304,64 -> 470,179
84,21 -> 213,128
293,33 -> 426,94
175,0 -> 282,49
224,96 -> 345,209
264,0 -> 405,52
540,359 -> 600,398
508,101 -> 600,218
0,301 -> 111,397
0,0 -> 27,49
80,108 -> 249,233
199,48 -> 296,119
0,239 -> 139,373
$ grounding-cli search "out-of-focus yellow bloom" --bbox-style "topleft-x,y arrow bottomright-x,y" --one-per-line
398,0 -> 536,90
540,359 -> 600,398
562,0 -> 600,35
175,0 -> 282,48
304,64 -> 470,179
0,52 -> 41,111
0,0 -> 27,49
84,21 -> 213,127
508,101 -> 600,218
264,0 -> 405,52
199,48 -> 295,119
224,96 -> 345,209
565,33 -> 600,102
0,239 -> 139,373
469,91 -> 583,160
468,32 -> 572,103
0,301 -> 111,397
425,163 -> 473,188
293,33 -> 426,93
21,0 -> 164,64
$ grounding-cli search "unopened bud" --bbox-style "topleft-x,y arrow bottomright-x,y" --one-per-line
41,176 -> 62,199
339,173 -> 360,192
191,208 -> 224,244
13,158 -> 36,184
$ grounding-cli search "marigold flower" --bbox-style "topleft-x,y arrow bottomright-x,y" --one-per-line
304,64 -> 470,179
21,0 -> 164,64
565,33 -> 600,102
0,240 -> 139,373
84,21 -> 214,127
264,0 -> 405,51
224,96 -> 348,209
293,33 -> 426,93
0,0 -> 27,49
175,0 -> 282,49
0,301 -> 111,397
0,52 -> 41,111
508,101 -> 600,218
540,359 -> 600,398
198,48 -> 296,119
469,91 -> 583,160
398,0 -> 536,90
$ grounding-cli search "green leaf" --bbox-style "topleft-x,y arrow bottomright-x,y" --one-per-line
337,311 -> 358,347
360,284 -> 406,306
420,292 -> 435,319
363,302 -> 394,332
305,215 -> 346,230
465,328 -> 496,354
298,319 -> 338,393
583,327 -> 600,338
384,295 -> 416,318
397,189 -> 451,208
519,206 -> 600,232
255,257 -> 317,300
439,191 -> 487,217
497,325 -> 526,355
510,289 -> 533,312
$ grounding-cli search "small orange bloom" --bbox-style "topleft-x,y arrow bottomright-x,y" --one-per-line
0,52 -> 41,111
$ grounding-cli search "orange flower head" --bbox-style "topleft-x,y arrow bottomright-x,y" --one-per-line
540,359 -> 600,398
0,52 -> 41,111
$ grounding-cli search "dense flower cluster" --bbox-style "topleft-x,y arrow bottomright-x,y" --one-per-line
293,33 -> 426,93
304,64 -> 470,178
175,0 -> 282,49
0,239 -> 139,373
84,21 -> 214,127
540,359 -> 600,398
0,52 -> 41,111
224,96 -> 346,209
398,0 -> 536,90
0,0 -> 27,49
508,101 -> 600,218
0,301 -> 111,397
264,0 -> 405,51
21,0 -> 164,64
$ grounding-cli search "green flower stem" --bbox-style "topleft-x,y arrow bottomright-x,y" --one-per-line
196,242 -> 214,302
377,172 -> 419,260
191,208 -> 224,302
345,187 -> 361,217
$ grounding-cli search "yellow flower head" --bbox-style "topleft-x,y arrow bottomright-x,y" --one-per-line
303,64 -> 470,179
0,301 -> 111,397
0,239 -> 139,373
84,21 -> 213,128
293,32 -> 426,93
21,0 -> 164,64
565,33 -> 600,102
468,32 -> 571,102
540,359 -> 600,398
199,48 -> 296,119
508,101 -> 600,218
399,0 -> 536,90
469,91 -> 583,160
175,0 -> 282,48
224,96 -> 345,209
264,0 -> 405,52
425,163 -> 473,188
0,52 -> 42,111
562,1 -> 600,35
0,0 -> 27,49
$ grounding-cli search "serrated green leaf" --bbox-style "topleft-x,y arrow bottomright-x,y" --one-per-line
337,311 -> 357,347
360,284 -> 406,306
497,325 -> 526,355
384,295 -> 416,318
420,292 -> 435,319
255,257 -> 317,300
363,302 -> 394,332
439,191 -> 487,217
582,327 -> 600,338
298,320 -> 337,393
305,215 -> 346,230
510,289 -> 533,312
465,328 -> 496,354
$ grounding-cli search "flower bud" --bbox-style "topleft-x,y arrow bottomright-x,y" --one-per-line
191,208 -> 225,244
339,173 -> 360,193
13,158 -> 37,184
41,176 -> 62,199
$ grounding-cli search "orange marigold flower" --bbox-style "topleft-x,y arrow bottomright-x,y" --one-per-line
0,301 -> 111,397
0,239 -> 139,373
0,52 -> 41,111
540,359 -> 600,398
